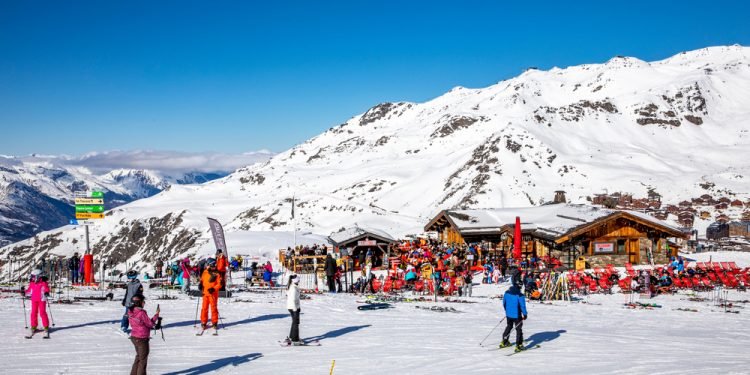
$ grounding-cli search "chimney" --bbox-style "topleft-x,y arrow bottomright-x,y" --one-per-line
554,190 -> 567,204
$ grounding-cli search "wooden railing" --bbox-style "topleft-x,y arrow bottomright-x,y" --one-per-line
278,251 -> 327,274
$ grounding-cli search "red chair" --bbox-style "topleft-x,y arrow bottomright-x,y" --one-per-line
625,263 -> 636,277
588,280 -> 598,293
414,280 -> 424,292
682,277 -> 694,288
618,277 -> 632,292
692,276 -> 704,290
708,272 -> 718,282
672,278 -> 683,288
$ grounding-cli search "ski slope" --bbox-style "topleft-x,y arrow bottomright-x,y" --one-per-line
1,270 -> 748,374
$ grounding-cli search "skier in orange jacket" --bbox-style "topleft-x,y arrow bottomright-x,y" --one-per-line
200,259 -> 221,332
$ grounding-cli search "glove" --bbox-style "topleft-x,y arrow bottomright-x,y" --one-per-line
208,288 -> 215,294
523,315 -> 528,320
44,292 -> 50,297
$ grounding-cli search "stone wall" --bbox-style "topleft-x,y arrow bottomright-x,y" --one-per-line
587,254 -> 629,267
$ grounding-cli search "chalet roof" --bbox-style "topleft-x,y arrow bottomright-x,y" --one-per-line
424,204 -> 685,243
328,226 -> 396,247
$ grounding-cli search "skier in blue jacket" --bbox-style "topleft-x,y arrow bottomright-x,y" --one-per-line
501,285 -> 528,352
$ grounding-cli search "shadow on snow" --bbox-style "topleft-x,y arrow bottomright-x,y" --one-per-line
162,353 -> 263,375
526,329 -> 566,347
303,324 -> 371,342
162,313 -> 288,330
53,319 -> 119,332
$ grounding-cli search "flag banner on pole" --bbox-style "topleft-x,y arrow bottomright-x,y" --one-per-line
291,196 -> 295,219
207,217 -> 228,253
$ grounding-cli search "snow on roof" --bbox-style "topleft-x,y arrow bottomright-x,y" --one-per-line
328,225 -> 396,245
441,204 -> 681,239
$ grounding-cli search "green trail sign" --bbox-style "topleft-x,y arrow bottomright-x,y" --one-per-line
75,205 -> 104,213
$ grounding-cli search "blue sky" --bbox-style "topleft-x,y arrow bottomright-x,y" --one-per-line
1,1 -> 748,156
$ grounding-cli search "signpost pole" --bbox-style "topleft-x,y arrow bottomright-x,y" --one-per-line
85,225 -> 90,254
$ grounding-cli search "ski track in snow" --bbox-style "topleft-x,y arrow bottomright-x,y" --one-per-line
2,278 -> 749,374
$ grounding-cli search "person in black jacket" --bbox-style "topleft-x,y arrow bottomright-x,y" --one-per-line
69,252 -> 81,284
324,254 -> 337,293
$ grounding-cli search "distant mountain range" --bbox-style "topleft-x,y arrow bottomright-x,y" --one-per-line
0,153 -> 271,247
2,45 -> 749,278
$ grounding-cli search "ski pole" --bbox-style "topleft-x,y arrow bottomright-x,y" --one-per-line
479,317 -> 505,346
193,296 -> 200,328
47,300 -> 55,327
21,294 -> 28,329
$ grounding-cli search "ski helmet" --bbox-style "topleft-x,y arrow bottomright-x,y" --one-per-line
206,258 -> 217,267
130,293 -> 145,307
126,270 -> 138,279
31,269 -> 42,277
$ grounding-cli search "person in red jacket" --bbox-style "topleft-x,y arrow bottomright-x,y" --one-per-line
215,250 -> 228,291
200,259 -> 221,333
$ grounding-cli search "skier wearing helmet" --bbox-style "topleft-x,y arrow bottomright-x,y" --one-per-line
120,270 -> 143,333
24,269 -> 51,338
199,258 -> 221,334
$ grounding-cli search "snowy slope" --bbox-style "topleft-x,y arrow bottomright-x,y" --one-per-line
2,45 -> 750,277
0,280 -> 748,374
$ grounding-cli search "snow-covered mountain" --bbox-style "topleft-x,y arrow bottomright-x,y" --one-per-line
0,154 -> 268,247
2,45 -> 749,277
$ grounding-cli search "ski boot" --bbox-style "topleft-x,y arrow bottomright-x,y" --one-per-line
499,340 -> 512,349
25,327 -> 37,339
43,327 -> 50,339
514,345 -> 526,353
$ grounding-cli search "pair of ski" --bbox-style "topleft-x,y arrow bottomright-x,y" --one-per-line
489,343 -> 540,356
25,329 -> 50,339
196,326 -> 219,336
278,338 -> 321,347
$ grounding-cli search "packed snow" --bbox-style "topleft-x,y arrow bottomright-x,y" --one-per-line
2,267 -> 749,374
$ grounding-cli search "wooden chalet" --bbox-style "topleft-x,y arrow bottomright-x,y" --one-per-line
328,226 -> 397,268
424,204 -> 687,267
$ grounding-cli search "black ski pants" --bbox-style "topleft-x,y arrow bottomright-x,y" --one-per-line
326,274 -> 336,292
502,317 -> 523,345
129,337 -> 149,375
288,309 -> 300,342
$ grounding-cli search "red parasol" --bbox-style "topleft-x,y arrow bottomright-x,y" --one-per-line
513,216 -> 522,259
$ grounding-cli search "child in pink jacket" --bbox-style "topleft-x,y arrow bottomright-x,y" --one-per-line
127,294 -> 159,375
25,269 -> 50,336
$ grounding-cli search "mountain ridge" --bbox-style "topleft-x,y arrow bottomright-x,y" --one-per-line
2,45 -> 748,277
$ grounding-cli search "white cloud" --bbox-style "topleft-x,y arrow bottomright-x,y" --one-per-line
14,150 -> 274,174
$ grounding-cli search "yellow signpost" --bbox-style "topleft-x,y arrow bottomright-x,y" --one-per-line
75,212 -> 105,219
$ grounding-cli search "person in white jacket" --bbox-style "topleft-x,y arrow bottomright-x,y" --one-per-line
286,274 -> 301,344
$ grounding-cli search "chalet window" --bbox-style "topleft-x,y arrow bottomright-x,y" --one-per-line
617,239 -> 626,254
